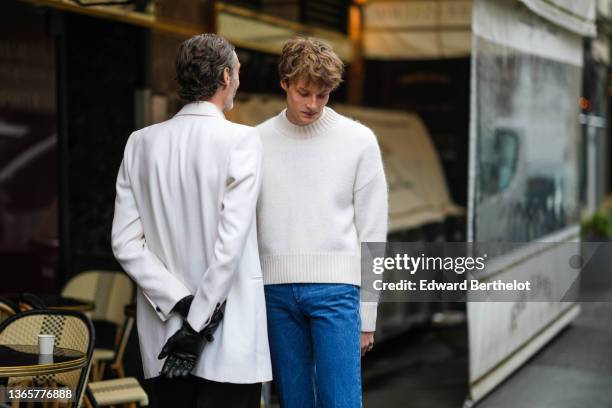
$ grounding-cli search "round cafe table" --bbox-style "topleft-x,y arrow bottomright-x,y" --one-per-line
0,344 -> 86,379
0,294 -> 94,313
40,295 -> 95,313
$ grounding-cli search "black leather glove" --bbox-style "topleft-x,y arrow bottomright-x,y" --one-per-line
158,321 -> 205,378
172,295 -> 194,319
158,302 -> 226,378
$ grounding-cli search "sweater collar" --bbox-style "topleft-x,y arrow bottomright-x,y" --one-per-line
274,107 -> 340,139
175,101 -> 225,119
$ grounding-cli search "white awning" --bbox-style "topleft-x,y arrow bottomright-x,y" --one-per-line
473,0 -> 584,66
362,0 -> 596,60
519,0 -> 596,37
216,3 -> 353,62
363,0 -> 473,60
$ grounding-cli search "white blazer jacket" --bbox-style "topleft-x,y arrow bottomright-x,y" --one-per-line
111,101 -> 272,382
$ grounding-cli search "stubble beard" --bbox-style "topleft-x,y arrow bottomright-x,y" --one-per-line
224,81 -> 238,112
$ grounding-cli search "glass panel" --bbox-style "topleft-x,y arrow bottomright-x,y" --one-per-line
472,36 -> 581,243
0,2 -> 58,292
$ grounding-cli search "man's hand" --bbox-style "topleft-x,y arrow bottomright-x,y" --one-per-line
158,321 -> 205,378
158,302 -> 226,378
361,332 -> 374,357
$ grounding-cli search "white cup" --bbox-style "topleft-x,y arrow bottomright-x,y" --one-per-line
38,334 -> 55,355
38,353 -> 54,365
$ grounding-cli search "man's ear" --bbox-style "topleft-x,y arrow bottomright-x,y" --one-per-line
280,79 -> 288,92
223,67 -> 231,87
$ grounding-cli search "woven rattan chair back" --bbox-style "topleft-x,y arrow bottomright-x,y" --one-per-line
62,271 -> 134,326
0,310 -> 94,407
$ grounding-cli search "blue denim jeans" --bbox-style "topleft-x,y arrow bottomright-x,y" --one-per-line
264,283 -> 361,408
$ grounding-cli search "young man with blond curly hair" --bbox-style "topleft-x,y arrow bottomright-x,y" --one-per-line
256,37 -> 388,407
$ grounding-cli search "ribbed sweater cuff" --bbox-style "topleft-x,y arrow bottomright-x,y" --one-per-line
261,253 -> 361,286
360,302 -> 378,332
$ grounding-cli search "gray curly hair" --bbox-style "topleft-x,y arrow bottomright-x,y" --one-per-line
175,34 -> 236,102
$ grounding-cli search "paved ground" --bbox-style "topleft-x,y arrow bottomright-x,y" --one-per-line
361,298 -> 612,408
477,298 -> 612,408
361,258 -> 612,408
362,323 -> 469,407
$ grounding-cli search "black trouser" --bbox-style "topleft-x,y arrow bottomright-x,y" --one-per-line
150,375 -> 261,408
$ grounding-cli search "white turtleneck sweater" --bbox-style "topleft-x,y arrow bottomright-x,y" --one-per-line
256,107 -> 388,332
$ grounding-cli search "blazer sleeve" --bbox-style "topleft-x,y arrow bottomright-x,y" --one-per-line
186,129 -> 263,332
111,133 -> 191,322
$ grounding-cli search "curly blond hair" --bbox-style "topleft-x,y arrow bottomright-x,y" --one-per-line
278,37 -> 344,90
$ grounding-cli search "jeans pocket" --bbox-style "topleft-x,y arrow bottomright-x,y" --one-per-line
308,283 -> 359,306
329,283 -> 359,299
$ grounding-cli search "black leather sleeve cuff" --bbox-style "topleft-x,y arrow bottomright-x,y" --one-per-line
201,301 -> 226,342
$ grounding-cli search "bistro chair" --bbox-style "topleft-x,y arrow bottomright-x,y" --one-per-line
0,297 -> 18,324
62,271 -> 134,380
0,309 -> 95,407
87,377 -> 149,407
89,302 -> 135,380
86,302 -> 148,406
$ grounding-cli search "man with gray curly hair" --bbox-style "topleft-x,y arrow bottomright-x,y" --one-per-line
175,33 -> 240,110
112,33 -> 271,407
